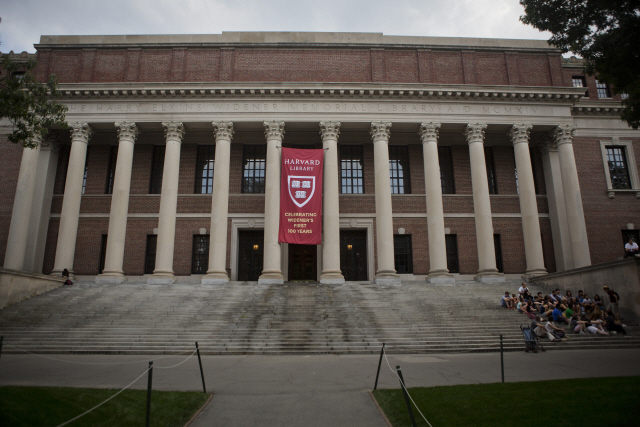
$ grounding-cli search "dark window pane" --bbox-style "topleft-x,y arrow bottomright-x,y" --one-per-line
445,234 -> 459,273
149,146 -> 165,194
145,235 -> 157,274
596,80 -> 610,98
195,145 -> 215,194
572,76 -> 589,97
494,234 -> 504,273
339,145 -> 364,194
192,235 -> 209,274
393,234 -> 413,274
99,235 -> 108,274
82,146 -> 90,195
485,147 -> 498,194
106,146 -> 118,194
389,146 -> 411,194
606,146 -> 632,189
242,145 -> 266,194
438,146 -> 455,194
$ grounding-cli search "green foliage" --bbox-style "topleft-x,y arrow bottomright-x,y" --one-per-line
520,0 -> 640,129
373,376 -> 640,426
0,56 -> 68,148
0,386 -> 210,427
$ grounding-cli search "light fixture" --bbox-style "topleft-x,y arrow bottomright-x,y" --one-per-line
253,244 -> 259,250
347,244 -> 352,250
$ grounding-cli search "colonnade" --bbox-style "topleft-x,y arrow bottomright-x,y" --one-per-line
3,120 -> 592,283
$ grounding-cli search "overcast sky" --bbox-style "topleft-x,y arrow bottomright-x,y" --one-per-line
0,0 -> 550,53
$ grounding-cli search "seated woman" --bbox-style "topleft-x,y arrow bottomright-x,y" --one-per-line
585,314 -> 609,336
516,295 -> 525,313
523,302 -> 537,319
545,315 -> 567,341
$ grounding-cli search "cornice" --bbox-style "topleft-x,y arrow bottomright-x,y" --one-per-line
55,82 -> 585,104
571,100 -> 625,116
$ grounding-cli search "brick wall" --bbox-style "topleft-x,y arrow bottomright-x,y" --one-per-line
0,138 -> 23,265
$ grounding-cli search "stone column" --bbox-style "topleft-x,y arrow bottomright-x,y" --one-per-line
203,121 -> 234,285
4,135 -> 42,271
97,122 -> 139,284
259,121 -> 285,284
149,122 -> 184,284
319,121 -> 345,284
540,139 -> 573,271
371,121 -> 400,285
52,123 -> 92,276
465,124 -> 503,282
553,125 -> 591,268
419,123 -> 454,283
510,124 -> 547,277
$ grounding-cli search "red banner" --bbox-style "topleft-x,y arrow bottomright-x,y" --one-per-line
279,147 -> 324,245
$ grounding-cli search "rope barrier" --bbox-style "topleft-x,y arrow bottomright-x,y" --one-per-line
154,349 -> 198,369
382,346 -> 434,427
55,365 -> 152,427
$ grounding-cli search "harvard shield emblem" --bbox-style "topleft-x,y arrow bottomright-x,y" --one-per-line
288,175 -> 316,208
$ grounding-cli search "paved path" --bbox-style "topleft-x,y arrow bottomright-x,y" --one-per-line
2,349 -> 639,426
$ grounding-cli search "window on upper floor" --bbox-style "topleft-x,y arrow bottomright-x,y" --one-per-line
389,146 -> 410,194
485,147 -> 498,194
599,138 -> 640,198
82,147 -> 90,195
595,80 -> 611,98
438,146 -> 455,194
621,93 -> 629,99
105,146 -> 118,194
572,76 -> 589,97
339,145 -> 364,194
149,145 -> 165,194
195,145 -> 215,194
241,145 -> 266,194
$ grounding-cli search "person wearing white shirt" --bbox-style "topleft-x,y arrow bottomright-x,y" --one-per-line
624,238 -> 639,257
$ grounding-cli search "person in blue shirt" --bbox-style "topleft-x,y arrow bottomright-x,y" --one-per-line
552,302 -> 569,324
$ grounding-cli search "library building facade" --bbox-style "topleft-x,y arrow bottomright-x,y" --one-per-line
1,32 -> 638,285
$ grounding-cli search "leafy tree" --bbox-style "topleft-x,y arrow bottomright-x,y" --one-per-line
520,0 -> 640,129
0,56 -> 68,148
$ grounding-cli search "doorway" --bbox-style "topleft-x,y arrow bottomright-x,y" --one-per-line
288,244 -> 317,281
238,230 -> 264,281
340,230 -> 368,281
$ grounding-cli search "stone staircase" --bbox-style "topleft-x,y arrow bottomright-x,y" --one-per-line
1,279 -> 638,355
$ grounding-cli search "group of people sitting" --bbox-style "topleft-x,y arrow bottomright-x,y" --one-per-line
501,283 -> 630,342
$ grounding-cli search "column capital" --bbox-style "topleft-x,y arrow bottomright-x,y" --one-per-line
509,124 -> 532,145
114,121 -> 139,142
162,121 -> 185,142
464,123 -> 487,144
69,122 -> 92,144
370,121 -> 392,141
212,121 -> 234,141
553,124 -> 576,146
319,121 -> 341,141
264,121 -> 285,140
419,122 -> 441,142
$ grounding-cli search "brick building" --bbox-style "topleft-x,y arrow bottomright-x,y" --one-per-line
1,32 -> 638,284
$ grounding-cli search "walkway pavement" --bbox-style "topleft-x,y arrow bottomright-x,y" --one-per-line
2,349 -> 639,426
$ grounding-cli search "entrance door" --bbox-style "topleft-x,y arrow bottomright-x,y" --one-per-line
340,230 -> 368,281
238,230 -> 264,281
288,244 -> 317,280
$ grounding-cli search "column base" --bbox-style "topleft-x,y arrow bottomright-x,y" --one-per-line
320,270 -> 345,285
428,270 -> 455,284
96,272 -> 126,284
524,268 -> 548,279
375,270 -> 401,285
147,272 -> 175,285
202,270 -> 229,285
474,269 -> 505,283
258,269 -> 284,285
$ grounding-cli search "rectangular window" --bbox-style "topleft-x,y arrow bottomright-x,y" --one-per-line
572,76 -> 589,97
596,80 -> 611,98
621,93 -> 629,99
195,145 -> 215,194
149,145 -> 165,194
82,146 -> 90,195
144,235 -> 157,274
445,234 -> 459,273
105,146 -> 118,194
485,147 -> 498,194
241,145 -> 266,194
393,235 -> 413,274
389,146 -> 411,194
606,146 -> 632,189
340,145 -> 364,194
99,234 -> 108,274
192,235 -> 209,274
438,146 -> 455,194
494,234 -> 504,273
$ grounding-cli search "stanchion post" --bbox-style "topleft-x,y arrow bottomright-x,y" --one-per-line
396,365 -> 417,427
146,361 -> 153,427
373,343 -> 385,390
500,334 -> 504,383
196,342 -> 207,393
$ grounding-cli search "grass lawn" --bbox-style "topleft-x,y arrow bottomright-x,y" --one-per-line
373,376 -> 640,427
0,386 -> 210,427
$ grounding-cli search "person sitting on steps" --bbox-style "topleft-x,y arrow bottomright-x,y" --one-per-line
62,268 -> 73,286
501,291 -> 516,310
624,238 -> 639,258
